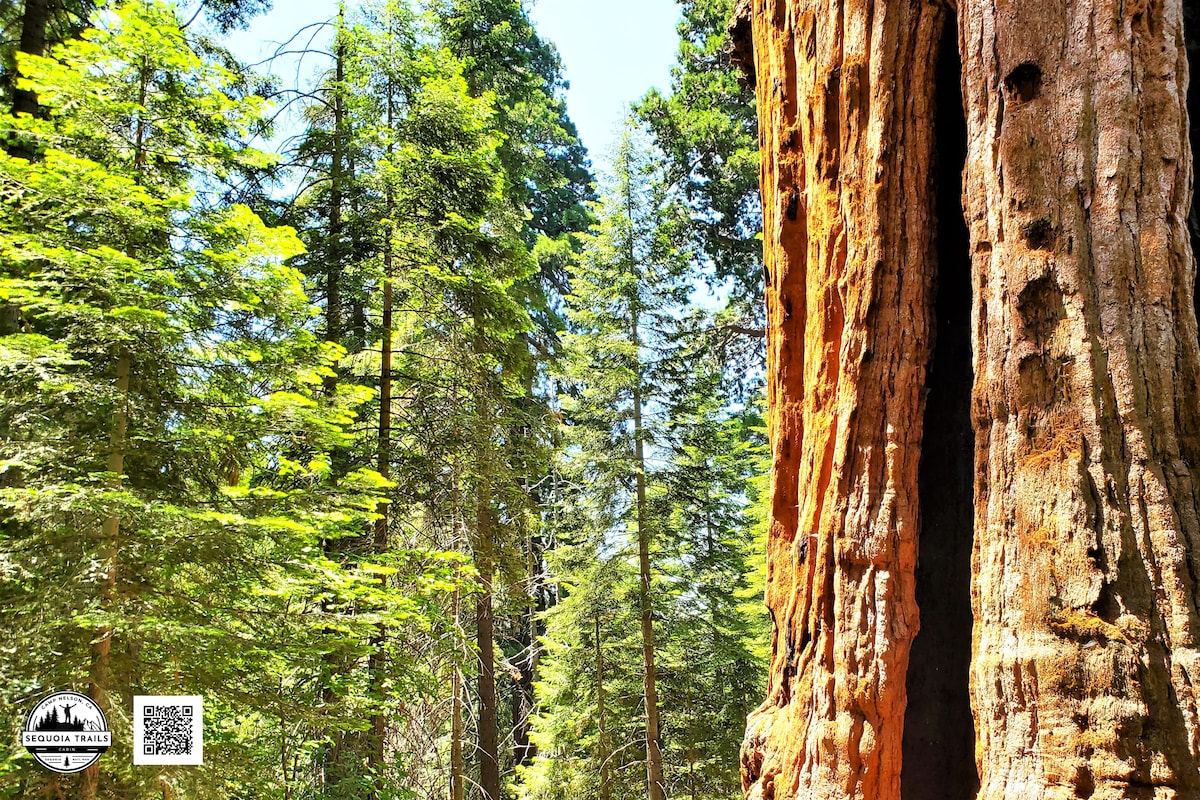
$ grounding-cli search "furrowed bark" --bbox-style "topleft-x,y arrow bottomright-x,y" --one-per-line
739,0 -> 943,796
960,0 -> 1200,794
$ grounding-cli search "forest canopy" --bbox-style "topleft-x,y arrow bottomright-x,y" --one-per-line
0,1 -> 767,799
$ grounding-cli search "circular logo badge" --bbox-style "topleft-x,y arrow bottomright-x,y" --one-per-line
20,691 -> 112,773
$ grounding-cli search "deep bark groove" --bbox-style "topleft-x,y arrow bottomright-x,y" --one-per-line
901,17 -> 978,800
1187,0 -> 1199,321
747,0 -> 1200,795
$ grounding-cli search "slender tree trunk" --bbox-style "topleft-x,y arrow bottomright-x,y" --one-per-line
476,505 -> 500,800
348,145 -> 366,354
81,347 -> 130,800
367,259 -> 391,782
451,585 -> 466,800
11,0 -> 51,120
595,611 -> 611,800
325,18 -> 346,389
631,306 -> 666,800
738,0 -> 942,797
473,342 -> 501,800
319,26 -> 349,792
367,84 -> 395,788
80,64 -> 154,797
960,0 -> 1200,794
685,664 -> 697,800
512,521 -> 539,768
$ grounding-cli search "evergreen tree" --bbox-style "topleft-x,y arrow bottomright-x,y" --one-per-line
636,0 -> 762,396
2,0 -> 272,121
527,129 -> 687,800
636,0 -> 759,297
0,4 -> 457,797
0,5 -> 772,800
287,3 -> 547,797
431,3 -> 597,795
654,362 -> 766,800
522,127 -> 766,800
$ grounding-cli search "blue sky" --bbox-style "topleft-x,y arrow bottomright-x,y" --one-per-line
529,0 -> 679,169
223,0 -> 682,174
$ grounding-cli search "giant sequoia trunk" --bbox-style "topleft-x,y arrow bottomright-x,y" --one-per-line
963,0 -> 1200,794
738,0 -> 941,795
740,0 -> 1200,796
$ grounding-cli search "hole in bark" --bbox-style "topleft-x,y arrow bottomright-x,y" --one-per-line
1017,354 -> 1056,410
1075,765 -> 1096,797
1004,62 -> 1042,103
1017,275 -> 1066,345
1021,216 -> 1055,250
1092,580 -> 1121,623
727,0 -> 756,86
822,68 -> 841,180
902,14 -> 979,800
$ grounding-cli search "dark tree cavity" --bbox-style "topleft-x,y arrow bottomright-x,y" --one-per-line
902,15 -> 978,800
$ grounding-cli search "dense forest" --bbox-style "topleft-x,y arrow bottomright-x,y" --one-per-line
0,0 -> 771,798
10,0 -> 1199,797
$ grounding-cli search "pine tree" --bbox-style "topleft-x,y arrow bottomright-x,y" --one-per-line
524,127 -> 767,800
287,4 -> 550,796
0,4 -> 444,796
430,3 -> 596,795
636,0 -> 763,380
530,129 -> 689,800
655,358 -> 767,800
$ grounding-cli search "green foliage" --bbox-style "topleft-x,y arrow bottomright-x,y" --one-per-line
0,0 -> 273,120
433,0 -> 593,245
284,3 -> 554,796
636,0 -> 759,299
0,4 -> 464,797
636,0 -> 763,404
0,3 -> 768,800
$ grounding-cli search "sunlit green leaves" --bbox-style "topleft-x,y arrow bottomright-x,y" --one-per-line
0,3 -> 469,798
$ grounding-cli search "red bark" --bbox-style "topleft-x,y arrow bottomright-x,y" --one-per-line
740,0 -> 943,796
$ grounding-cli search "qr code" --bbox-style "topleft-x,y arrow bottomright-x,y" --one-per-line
134,696 -> 203,765
143,704 -> 193,755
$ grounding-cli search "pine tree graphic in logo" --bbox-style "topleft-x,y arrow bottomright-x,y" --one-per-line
20,692 -> 112,773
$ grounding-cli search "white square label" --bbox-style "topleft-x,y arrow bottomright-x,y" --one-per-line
133,695 -> 203,765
